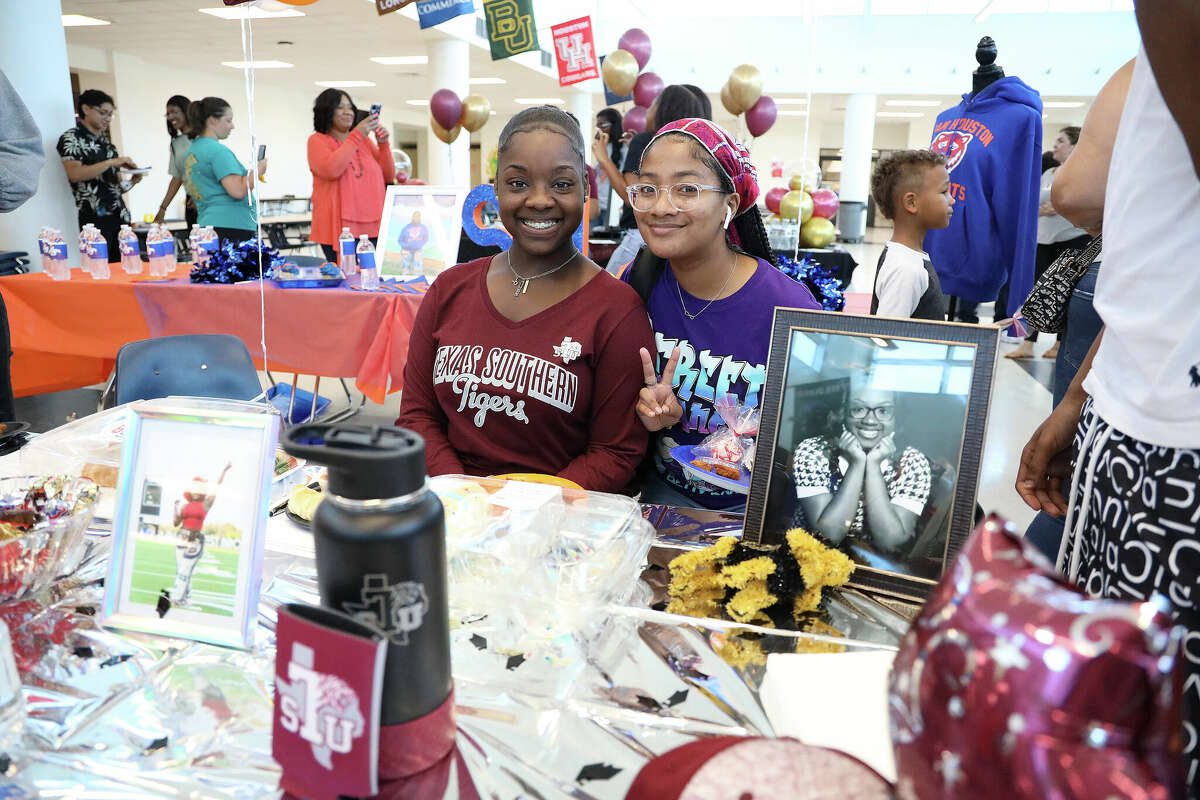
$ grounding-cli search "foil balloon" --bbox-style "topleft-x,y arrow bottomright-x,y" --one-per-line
764,187 -> 788,216
601,49 -> 639,98
728,64 -> 764,115
623,105 -> 648,135
810,188 -> 840,219
720,82 -> 743,116
430,89 -> 463,132
890,516 -> 1185,800
618,28 -> 652,71
458,95 -> 491,133
800,216 -> 835,247
745,95 -> 777,138
430,118 -> 461,144
780,190 -> 813,223
633,72 -> 665,110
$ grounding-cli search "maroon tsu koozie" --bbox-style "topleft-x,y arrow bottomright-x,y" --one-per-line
889,516 -> 1185,800
273,603 -> 386,800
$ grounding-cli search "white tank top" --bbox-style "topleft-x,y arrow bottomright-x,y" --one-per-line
1083,49 -> 1200,448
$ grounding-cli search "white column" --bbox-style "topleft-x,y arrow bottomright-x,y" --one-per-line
839,93 -> 876,242
568,89 -> 594,148
426,38 -> 469,188
0,0 -> 80,264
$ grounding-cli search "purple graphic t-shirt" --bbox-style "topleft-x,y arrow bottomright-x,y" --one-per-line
628,258 -> 821,509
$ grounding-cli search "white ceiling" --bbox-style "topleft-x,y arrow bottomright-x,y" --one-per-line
60,0 -> 1115,131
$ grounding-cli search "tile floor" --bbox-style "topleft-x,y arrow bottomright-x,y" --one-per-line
15,227 -> 1057,532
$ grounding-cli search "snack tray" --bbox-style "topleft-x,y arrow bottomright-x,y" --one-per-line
671,444 -> 750,495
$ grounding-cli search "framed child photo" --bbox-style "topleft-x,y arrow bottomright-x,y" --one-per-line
744,309 -> 1000,601
102,402 -> 278,649
376,185 -> 468,279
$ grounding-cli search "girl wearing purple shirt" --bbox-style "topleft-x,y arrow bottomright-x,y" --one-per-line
623,119 -> 820,510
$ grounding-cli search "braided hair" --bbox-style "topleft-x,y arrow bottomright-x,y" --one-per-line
498,105 -> 586,176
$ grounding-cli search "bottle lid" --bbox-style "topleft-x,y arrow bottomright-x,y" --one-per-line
280,424 -> 427,501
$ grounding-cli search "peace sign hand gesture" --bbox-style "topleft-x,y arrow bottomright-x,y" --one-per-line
636,346 -> 683,433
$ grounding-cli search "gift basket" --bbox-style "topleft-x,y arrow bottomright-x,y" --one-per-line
431,476 -> 655,698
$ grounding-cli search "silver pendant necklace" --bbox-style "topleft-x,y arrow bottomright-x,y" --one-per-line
677,252 -> 739,320
507,248 -> 578,297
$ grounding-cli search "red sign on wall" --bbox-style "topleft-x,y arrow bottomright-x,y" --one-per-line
551,16 -> 598,87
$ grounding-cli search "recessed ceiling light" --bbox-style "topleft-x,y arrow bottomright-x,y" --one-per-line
779,110 -> 808,116
469,77 -> 507,85
877,111 -> 924,118
885,99 -> 942,107
199,6 -> 304,20
370,56 -> 429,66
62,14 -> 110,26
406,99 -> 429,106
315,80 -> 377,88
1043,101 -> 1086,108
774,98 -> 808,106
515,98 -> 565,105
222,60 -> 294,69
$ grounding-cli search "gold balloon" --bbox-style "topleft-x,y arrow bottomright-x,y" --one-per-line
602,49 -> 639,98
720,81 -> 743,116
779,190 -> 813,223
459,94 -> 491,133
431,117 -> 461,144
728,64 -> 763,115
789,173 -> 814,192
800,216 -> 836,248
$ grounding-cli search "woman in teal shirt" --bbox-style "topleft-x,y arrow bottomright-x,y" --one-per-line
183,97 -> 267,243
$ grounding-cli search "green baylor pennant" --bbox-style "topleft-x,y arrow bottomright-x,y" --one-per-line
483,0 -> 539,60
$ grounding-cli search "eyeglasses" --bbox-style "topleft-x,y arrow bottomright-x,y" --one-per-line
626,182 -> 729,213
848,404 -> 895,422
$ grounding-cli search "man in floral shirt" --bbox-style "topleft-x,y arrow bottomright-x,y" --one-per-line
56,89 -> 142,263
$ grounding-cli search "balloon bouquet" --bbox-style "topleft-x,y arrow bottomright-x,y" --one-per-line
720,64 -> 778,139
764,169 -> 840,248
600,28 -> 663,135
428,90 -> 492,143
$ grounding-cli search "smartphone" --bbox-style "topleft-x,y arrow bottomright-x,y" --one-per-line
370,103 -> 382,117
257,144 -> 267,161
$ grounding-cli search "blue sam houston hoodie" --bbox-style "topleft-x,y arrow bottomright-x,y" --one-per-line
923,77 -> 1043,315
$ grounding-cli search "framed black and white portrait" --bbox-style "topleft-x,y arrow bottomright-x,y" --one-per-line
744,310 -> 999,600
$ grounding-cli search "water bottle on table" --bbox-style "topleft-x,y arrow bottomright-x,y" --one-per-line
147,225 -> 169,277
45,230 -> 69,281
79,227 -> 93,275
188,224 -> 201,263
118,225 -> 143,274
88,227 -> 110,280
338,227 -> 357,276
357,235 -> 377,291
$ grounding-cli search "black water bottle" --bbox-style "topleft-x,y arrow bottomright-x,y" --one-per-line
280,424 -> 450,726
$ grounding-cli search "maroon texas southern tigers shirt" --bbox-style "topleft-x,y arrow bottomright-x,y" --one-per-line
396,257 -> 654,493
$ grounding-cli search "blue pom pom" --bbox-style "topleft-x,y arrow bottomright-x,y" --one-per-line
775,254 -> 845,312
190,236 -> 282,284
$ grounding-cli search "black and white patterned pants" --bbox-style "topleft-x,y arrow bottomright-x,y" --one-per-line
1061,398 -> 1200,794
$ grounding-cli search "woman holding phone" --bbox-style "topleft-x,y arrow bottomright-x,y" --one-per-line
183,97 -> 266,243
307,89 -> 395,263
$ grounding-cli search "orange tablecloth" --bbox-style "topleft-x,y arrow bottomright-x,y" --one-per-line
0,269 -> 425,404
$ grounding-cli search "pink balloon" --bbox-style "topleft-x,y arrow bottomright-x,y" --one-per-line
810,188 -> 840,219
633,72 -> 664,109
765,187 -> 788,215
623,105 -> 648,134
618,28 -> 652,71
745,95 -> 777,138
430,89 -> 462,132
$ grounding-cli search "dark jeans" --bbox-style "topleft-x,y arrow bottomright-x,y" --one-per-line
1023,261 -> 1104,563
83,212 -> 124,263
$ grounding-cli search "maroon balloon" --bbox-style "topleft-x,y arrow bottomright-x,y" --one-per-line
810,188 -> 840,219
429,89 -> 463,132
745,95 -> 777,138
765,187 -> 788,215
618,28 -> 652,71
624,105 -> 648,135
633,72 -> 664,110
890,516 -> 1186,800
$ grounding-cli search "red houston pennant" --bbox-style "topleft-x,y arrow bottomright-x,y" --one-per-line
551,17 -> 599,87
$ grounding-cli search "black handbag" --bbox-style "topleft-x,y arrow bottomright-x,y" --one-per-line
1019,235 -> 1103,334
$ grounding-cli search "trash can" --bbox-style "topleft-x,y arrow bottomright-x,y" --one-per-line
838,200 -> 867,243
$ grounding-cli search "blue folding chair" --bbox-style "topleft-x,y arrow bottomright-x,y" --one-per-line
110,334 -> 264,406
